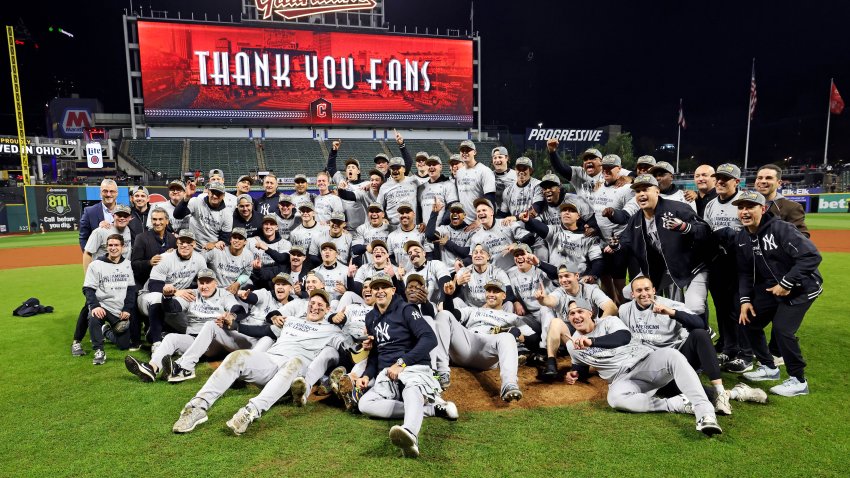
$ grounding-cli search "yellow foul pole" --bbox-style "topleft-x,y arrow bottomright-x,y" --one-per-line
6,25 -> 33,231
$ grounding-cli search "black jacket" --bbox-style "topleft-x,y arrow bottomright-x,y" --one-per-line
619,196 -> 712,289
363,294 -> 436,380
130,229 -> 178,286
736,213 -> 823,306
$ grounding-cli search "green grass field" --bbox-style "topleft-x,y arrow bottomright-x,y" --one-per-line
0,231 -> 78,249
0,221 -> 849,477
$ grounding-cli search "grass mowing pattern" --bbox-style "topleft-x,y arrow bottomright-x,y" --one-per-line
0,231 -> 78,249
805,212 -> 850,230
0,255 -> 849,477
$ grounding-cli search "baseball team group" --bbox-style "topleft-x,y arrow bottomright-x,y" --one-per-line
72,133 -> 823,457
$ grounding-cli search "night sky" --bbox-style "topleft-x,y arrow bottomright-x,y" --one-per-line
3,0 -> 850,167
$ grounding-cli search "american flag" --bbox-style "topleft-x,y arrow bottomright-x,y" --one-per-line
748,65 -> 757,121
678,98 -> 686,129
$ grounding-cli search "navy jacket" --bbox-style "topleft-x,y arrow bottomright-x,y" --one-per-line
363,294 -> 437,380
79,202 -> 106,250
619,196 -> 712,289
736,213 -> 823,306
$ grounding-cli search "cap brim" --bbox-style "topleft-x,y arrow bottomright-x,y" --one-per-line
370,278 -> 394,288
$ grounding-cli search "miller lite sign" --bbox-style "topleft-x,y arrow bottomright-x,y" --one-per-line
86,142 -> 103,169
61,109 -> 93,136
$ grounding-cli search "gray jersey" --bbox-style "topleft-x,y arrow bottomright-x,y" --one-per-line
199,191 -> 238,216
506,265 -> 552,315
313,193 -> 344,224
377,177 -> 419,228
567,316 -> 651,382
419,179 -> 458,226
500,178 -> 543,217
289,192 -> 316,212
154,200 -> 191,232
386,227 -> 426,272
703,191 -> 745,232
458,306 -> 526,335
336,178 -> 369,231
434,224 -> 474,266
460,265 -> 511,307
589,183 -> 635,242
245,289 -> 290,326
618,296 -> 691,350
172,287 -> 240,335
275,213 -> 301,242
308,230 -> 353,264
662,189 -> 697,211
455,163 -> 496,218
83,258 -> 135,316
542,225 -> 603,271
202,246 -> 254,286
247,236 -> 293,267
409,259 -> 452,304
266,316 -> 345,362
352,222 -> 391,265
550,283 -> 612,319
541,193 -> 595,225
466,222 -> 530,272
493,169 -> 517,210
84,226 -> 132,261
569,166 -> 605,199
186,197 -> 233,246
353,262 -> 394,284
313,263 -> 349,301
146,250 -> 207,290
289,223 -> 329,252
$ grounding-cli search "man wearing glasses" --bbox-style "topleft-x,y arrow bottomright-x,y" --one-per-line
79,179 -> 119,250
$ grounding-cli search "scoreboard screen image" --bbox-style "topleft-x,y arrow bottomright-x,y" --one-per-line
138,21 -> 474,128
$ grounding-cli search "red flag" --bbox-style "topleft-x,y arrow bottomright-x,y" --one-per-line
830,82 -> 844,115
678,99 -> 686,129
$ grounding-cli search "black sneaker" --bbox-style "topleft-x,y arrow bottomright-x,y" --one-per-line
542,358 -> 558,382
433,400 -> 459,421
160,355 -> 173,380
167,362 -> 196,383
723,358 -> 754,373
125,355 -> 156,382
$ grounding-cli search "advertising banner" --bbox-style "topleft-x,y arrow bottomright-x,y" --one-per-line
816,193 -> 850,213
784,195 -> 811,213
36,186 -> 80,231
137,21 -> 474,127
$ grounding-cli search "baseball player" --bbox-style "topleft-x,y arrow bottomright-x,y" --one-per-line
81,234 -> 136,364
434,279 -> 525,402
417,155 -> 458,228
311,242 -> 350,302
313,171 -> 345,224
454,140 -> 497,222
274,195 -> 301,241
521,201 -> 604,277
171,290 -> 344,435
357,273 -> 457,458
536,172 -> 596,227
352,240 -> 400,295
547,141 -> 605,197
308,212 -> 353,264
425,201 -> 474,267
633,155 -> 657,176
125,268 -> 246,383
385,203 -> 427,272
235,273 -> 298,349
399,240 -> 452,305
450,243 -> 514,310
563,298 -> 722,436
82,204 -> 133,272
376,157 -> 419,230
288,203 -> 328,254
650,162 -> 696,210
453,198 -> 534,272
497,156 -> 542,222
289,174 -> 316,212
153,180 -> 191,233
232,194 -> 263,238
174,180 -> 233,250
254,173 -> 280,216
351,203 -> 390,265
734,191 -> 823,396
491,146 -> 516,210
326,140 -> 368,231
128,185 -> 152,239
202,227 -> 254,294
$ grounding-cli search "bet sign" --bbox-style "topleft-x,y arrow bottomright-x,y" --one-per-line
818,194 -> 850,213
61,109 -> 93,136
255,0 -> 377,20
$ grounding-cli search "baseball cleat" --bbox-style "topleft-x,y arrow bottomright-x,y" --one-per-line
160,355 -> 173,380
125,355 -> 156,382
434,399 -> 459,421
389,426 -> 419,458
291,377 -> 308,407
226,406 -> 259,435
769,377 -> 809,397
716,353 -> 731,367
730,383 -> 768,403
92,349 -> 106,366
696,416 -> 723,437
542,358 -> 558,382
714,391 -> 732,416
172,406 -> 208,434
501,383 -> 523,402
743,364 -> 780,382
338,374 -> 360,412
314,375 -> 333,396
167,363 -> 196,383
71,342 -> 86,357
329,366 -> 347,395
723,358 -> 754,373
436,371 -> 451,390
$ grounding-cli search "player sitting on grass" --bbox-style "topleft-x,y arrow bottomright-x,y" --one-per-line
125,269 -> 246,383
171,290 -> 344,435
563,297 -> 723,437
82,234 -> 136,365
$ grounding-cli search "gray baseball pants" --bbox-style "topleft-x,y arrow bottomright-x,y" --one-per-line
607,348 -> 716,421
175,321 -> 258,371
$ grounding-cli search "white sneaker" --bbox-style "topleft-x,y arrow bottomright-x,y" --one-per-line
291,377 -> 308,407
730,383 -> 768,403
434,399 -> 459,421
172,406 -> 208,433
714,391 -> 732,416
389,425 -> 420,458
696,416 -> 722,437
743,364 -> 780,382
770,377 -> 809,397
226,405 -> 260,435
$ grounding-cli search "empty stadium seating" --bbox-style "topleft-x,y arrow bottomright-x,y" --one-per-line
263,139 -> 326,178
124,139 -> 184,179
188,140 -> 258,177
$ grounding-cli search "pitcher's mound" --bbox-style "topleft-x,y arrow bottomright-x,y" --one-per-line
442,358 -> 607,411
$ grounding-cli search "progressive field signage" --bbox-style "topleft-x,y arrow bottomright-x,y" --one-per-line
137,21 -> 473,128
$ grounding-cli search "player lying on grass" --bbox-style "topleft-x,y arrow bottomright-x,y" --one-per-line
171,289 -> 344,435
563,297 -> 723,437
